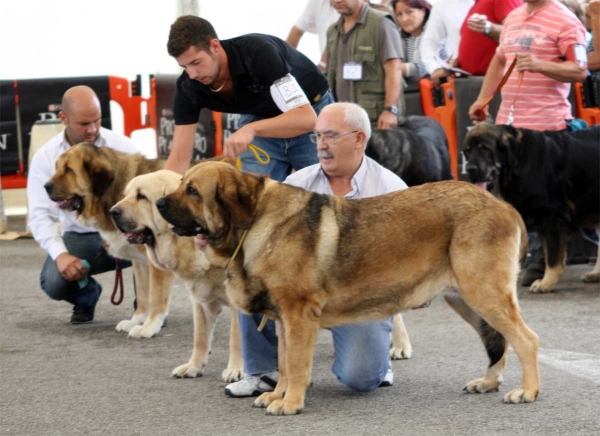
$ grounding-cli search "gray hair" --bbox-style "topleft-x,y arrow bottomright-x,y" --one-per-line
324,102 -> 372,144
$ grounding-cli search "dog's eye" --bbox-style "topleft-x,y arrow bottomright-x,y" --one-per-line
186,186 -> 198,196
65,166 -> 73,173
137,193 -> 147,201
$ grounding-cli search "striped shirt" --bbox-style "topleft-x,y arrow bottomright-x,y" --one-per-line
402,26 -> 448,79
495,1 -> 586,130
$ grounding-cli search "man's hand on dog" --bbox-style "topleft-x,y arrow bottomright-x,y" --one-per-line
56,253 -> 88,282
223,125 -> 255,162
378,111 -> 398,130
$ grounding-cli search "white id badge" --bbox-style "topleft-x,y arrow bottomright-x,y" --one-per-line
270,74 -> 310,113
343,62 -> 363,81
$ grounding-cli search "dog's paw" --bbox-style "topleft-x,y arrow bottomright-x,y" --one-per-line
116,318 -> 143,333
128,317 -> 164,338
265,399 -> 303,416
529,279 -> 555,293
503,388 -> 538,404
390,345 -> 412,360
222,367 -> 245,383
172,362 -> 205,378
254,392 -> 282,408
582,272 -> 600,283
464,377 -> 502,394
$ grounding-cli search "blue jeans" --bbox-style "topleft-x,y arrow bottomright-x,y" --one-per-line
238,90 -> 334,182
240,314 -> 392,393
40,232 -> 131,308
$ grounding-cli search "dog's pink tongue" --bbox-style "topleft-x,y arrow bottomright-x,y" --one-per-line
195,234 -> 208,249
57,200 -> 67,207
168,223 -> 175,229
475,182 -> 488,190
124,232 -> 135,239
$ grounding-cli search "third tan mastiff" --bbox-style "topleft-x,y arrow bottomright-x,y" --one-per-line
156,161 -> 540,416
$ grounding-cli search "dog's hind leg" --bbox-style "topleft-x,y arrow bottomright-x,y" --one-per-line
129,266 -> 173,338
390,314 -> 412,359
582,229 -> 600,283
444,289 -> 508,394
223,305 -> 245,382
116,260 -> 149,333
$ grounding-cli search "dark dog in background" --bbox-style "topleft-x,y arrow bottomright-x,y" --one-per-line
366,116 -> 452,186
464,122 -> 600,292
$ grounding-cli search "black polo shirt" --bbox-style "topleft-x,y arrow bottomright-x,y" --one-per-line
173,34 -> 330,124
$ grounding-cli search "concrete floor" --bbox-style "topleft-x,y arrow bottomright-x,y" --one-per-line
1,233 -> 599,436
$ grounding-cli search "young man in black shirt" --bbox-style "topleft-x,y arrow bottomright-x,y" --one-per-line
165,15 -> 334,396
165,15 -> 333,180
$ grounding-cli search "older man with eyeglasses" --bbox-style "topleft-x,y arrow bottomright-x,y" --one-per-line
225,102 -> 410,398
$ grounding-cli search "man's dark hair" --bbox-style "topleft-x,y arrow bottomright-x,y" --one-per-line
167,15 -> 219,58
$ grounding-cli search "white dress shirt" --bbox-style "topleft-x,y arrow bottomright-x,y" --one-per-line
420,0 -> 474,75
27,127 -> 139,260
295,0 -> 340,54
284,155 -> 408,199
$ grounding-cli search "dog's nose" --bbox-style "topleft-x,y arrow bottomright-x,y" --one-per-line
110,207 -> 121,219
44,182 -> 54,193
156,198 -> 166,210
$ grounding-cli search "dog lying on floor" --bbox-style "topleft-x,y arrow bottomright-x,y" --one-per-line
156,161 -> 540,415
44,143 -> 174,338
465,122 -> 600,292
110,170 -> 244,382
366,116 -> 452,185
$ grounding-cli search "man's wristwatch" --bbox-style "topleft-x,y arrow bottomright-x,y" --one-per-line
383,106 -> 399,115
483,21 -> 492,35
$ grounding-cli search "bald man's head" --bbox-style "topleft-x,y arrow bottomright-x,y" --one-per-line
59,86 -> 102,146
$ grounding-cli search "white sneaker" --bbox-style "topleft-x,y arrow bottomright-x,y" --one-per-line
224,371 -> 279,397
379,365 -> 394,387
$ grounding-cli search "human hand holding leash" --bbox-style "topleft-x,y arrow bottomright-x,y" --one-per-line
56,253 -> 88,282
223,125 -> 255,162
516,53 -> 542,73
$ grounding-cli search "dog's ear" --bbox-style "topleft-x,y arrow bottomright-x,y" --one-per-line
498,126 -> 520,167
216,171 -> 266,231
84,155 -> 114,197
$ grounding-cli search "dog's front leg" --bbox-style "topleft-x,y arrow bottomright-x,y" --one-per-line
390,314 -> 412,359
254,319 -> 288,409
129,265 -> 173,338
530,228 -> 566,293
265,304 -> 320,416
116,260 -> 149,333
222,306 -> 245,382
173,298 -> 221,378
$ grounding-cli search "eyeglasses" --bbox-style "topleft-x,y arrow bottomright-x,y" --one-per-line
309,131 -> 358,144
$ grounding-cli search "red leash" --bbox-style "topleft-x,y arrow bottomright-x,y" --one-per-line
476,57 -> 524,123
111,258 -> 124,305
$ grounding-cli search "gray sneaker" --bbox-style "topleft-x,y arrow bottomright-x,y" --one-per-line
379,365 -> 394,387
224,371 -> 279,397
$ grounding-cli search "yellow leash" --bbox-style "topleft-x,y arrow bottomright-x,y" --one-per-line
221,144 -> 271,170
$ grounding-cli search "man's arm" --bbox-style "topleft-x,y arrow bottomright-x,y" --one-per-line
286,26 -> 305,49
468,53 -> 507,121
379,59 -> 402,129
420,7 -> 447,76
467,15 -> 505,43
222,104 -> 317,160
164,123 -> 199,174
516,52 -> 587,83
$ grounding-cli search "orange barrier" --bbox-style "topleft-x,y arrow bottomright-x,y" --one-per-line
213,112 -> 223,157
419,78 -> 458,179
108,76 -> 157,137
574,82 -> 600,126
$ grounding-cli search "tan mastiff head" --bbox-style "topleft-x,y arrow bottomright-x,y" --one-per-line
156,161 -> 266,248
110,170 -> 182,245
44,142 -> 115,215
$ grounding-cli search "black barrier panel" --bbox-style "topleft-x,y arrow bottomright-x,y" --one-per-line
0,81 -> 18,175
454,76 -> 501,181
0,77 -> 112,176
404,79 -> 424,117
155,74 -> 215,160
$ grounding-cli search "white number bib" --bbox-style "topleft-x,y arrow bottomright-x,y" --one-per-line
270,74 -> 310,113
342,62 -> 363,81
